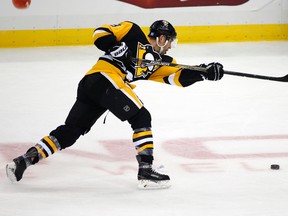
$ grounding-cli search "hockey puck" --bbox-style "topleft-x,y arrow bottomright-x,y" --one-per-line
270,164 -> 280,170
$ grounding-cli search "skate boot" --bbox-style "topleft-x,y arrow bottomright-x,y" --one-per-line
6,147 -> 39,182
136,155 -> 171,189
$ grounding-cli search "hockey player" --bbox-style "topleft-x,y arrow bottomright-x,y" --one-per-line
6,20 -> 224,189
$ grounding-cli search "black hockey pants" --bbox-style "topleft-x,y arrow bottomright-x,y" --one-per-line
50,73 -> 151,149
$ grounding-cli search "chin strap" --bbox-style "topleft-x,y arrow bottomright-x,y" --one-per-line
156,37 -> 168,55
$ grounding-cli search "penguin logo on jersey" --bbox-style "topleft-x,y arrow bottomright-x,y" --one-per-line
134,42 -> 162,79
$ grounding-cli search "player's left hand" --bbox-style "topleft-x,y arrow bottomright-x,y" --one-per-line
109,42 -> 132,62
204,62 -> 224,81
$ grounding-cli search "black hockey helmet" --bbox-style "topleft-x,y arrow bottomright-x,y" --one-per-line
148,20 -> 177,40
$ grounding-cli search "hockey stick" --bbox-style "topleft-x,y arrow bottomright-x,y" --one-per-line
132,58 -> 288,82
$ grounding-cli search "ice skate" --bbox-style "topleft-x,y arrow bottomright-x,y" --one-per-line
6,156 -> 28,182
6,147 -> 38,182
136,155 -> 170,189
137,165 -> 171,189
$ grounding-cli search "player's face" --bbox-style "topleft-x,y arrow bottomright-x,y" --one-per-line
156,35 -> 177,55
164,37 -> 177,54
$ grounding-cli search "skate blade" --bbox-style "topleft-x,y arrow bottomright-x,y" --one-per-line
6,162 -> 17,183
138,180 -> 171,190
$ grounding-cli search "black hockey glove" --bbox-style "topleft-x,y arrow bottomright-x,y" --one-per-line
202,62 -> 224,81
109,42 -> 132,64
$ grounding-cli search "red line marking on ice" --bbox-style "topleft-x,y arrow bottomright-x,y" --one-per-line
162,134 -> 288,159
1,134 -> 288,177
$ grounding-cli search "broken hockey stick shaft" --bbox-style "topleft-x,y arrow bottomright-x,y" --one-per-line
132,58 -> 288,82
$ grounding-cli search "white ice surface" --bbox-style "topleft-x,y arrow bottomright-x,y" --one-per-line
0,42 -> 288,216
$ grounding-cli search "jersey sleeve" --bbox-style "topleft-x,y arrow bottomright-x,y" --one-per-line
92,21 -> 134,52
148,57 -> 205,87
168,68 -> 205,87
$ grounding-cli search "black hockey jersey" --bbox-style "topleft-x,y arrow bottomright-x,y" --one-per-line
86,21 -> 203,87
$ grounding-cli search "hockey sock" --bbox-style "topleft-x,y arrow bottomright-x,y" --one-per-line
34,135 -> 61,161
136,155 -> 154,167
7,136 -> 61,182
133,127 -> 154,156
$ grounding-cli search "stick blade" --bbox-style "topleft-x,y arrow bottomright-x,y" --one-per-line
279,74 -> 288,82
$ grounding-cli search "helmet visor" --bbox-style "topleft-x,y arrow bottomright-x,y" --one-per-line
171,38 -> 178,48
